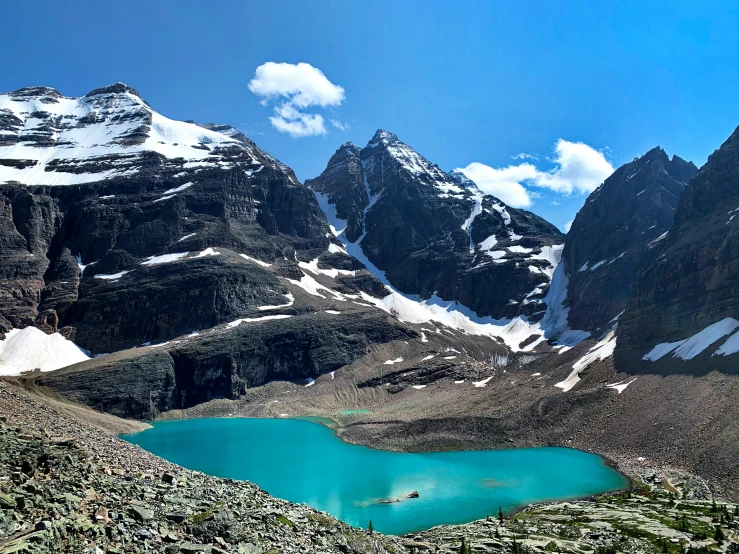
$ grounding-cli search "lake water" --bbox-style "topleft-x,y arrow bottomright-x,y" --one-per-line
122,418 -> 628,535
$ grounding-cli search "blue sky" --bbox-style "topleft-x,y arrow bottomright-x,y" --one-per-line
3,0 -> 738,230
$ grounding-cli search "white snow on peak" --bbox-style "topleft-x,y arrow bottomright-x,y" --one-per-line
478,235 -> 498,251
0,86 -> 267,186
368,131 -> 464,196
311,189 -> 589,353
328,243 -> 349,255
0,327 -> 90,375
642,318 -> 739,361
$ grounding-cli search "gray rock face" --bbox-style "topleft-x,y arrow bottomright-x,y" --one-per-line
617,126 -> 739,371
0,84 -> 330,352
307,130 -> 565,319
564,147 -> 697,331
37,312 -> 415,419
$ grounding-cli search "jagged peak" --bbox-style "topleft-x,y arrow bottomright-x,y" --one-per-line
6,86 -> 62,99
368,129 -> 398,147
84,82 -> 142,99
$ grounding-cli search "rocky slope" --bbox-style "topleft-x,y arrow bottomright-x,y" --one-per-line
0,384 -> 406,554
564,147 -> 697,332
617,125 -> 739,372
307,130 -> 566,320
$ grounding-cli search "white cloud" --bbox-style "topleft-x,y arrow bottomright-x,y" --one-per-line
512,152 -> 539,161
456,139 -> 613,208
330,119 -> 349,131
270,104 -> 326,138
458,162 -> 535,208
532,140 -> 613,195
249,62 -> 345,138
564,220 -> 573,233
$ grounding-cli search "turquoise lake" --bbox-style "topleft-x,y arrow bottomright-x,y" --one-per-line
122,418 -> 628,535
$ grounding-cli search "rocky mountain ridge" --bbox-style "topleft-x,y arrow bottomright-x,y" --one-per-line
307,130 -> 567,321
563,146 -> 698,332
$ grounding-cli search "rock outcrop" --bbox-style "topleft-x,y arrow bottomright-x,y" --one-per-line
36,311 -> 415,419
617,125 -> 739,371
563,147 -> 697,331
0,84 -> 330,353
307,130 -> 565,319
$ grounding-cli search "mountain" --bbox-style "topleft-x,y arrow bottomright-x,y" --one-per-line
617,125 -> 739,372
306,130 -> 566,321
0,84 -> 415,397
563,147 -> 698,331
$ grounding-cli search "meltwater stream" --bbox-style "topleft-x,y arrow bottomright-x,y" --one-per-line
122,418 -> 627,535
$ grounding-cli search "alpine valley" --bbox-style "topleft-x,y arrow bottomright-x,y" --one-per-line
1,83 -> 738,553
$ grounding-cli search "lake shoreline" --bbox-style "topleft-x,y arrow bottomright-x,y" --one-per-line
122,416 -> 630,535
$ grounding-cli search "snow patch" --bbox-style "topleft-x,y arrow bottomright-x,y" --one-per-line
141,252 -> 189,265
226,314 -> 292,329
383,357 -> 404,365
239,254 -> 271,268
556,329 -> 617,392
0,327 -> 90,376
94,270 -> 130,280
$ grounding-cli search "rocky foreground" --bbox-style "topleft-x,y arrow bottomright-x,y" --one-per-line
0,384 -> 405,553
0,382 -> 737,553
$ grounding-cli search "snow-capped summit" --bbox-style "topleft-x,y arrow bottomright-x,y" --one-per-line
0,83 -> 289,186
307,130 -> 565,321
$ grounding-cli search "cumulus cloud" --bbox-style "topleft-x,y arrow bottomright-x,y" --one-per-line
532,140 -> 613,195
330,119 -> 349,131
564,220 -> 573,233
456,139 -> 613,208
458,162 -> 536,208
248,62 -> 345,138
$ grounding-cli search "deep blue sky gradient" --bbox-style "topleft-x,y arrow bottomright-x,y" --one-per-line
3,0 -> 738,228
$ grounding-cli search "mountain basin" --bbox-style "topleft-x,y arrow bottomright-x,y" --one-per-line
121,417 -> 628,535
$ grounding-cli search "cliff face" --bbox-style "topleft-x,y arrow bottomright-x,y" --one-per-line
617,126 -> 739,372
0,84 -> 329,352
308,130 -> 565,320
563,147 -> 697,332
36,311 -> 415,419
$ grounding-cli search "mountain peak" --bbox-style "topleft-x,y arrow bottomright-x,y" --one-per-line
7,86 -> 62,99
369,129 -> 398,146
84,82 -> 142,98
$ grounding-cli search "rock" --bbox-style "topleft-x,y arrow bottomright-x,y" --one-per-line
162,473 -> 177,486
307,129 -> 565,320
564,147 -> 697,332
131,504 -> 154,521
94,506 -> 110,522
174,543 -> 212,554
618,124 -> 739,373
406,490 -> 420,498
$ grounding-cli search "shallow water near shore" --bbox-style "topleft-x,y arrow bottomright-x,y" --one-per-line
122,417 -> 628,535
